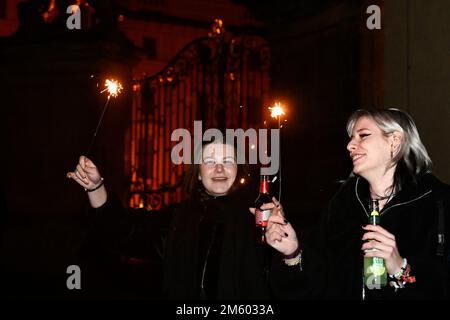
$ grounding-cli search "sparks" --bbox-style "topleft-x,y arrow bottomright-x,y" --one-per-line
86,78 -> 123,155
101,79 -> 123,98
269,102 -> 285,118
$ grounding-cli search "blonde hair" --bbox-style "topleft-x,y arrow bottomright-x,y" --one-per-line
346,108 -> 432,187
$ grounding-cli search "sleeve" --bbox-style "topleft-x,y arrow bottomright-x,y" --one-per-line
393,187 -> 450,299
269,207 -> 330,299
84,191 -> 174,261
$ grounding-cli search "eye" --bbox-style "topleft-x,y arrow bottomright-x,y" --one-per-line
223,158 -> 236,165
203,158 -> 215,165
360,133 -> 371,139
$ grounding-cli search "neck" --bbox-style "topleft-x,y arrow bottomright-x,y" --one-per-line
366,166 -> 396,199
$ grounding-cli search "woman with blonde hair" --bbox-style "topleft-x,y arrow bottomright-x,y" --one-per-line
262,108 -> 450,299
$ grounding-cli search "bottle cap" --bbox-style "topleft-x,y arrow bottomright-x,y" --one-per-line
370,210 -> 379,216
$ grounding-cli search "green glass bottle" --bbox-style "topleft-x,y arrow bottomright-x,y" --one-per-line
363,201 -> 387,289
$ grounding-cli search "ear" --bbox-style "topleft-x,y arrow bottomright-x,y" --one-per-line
198,175 -> 201,181
390,131 -> 402,152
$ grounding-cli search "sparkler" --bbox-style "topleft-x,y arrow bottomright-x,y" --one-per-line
86,79 -> 123,155
269,102 -> 286,202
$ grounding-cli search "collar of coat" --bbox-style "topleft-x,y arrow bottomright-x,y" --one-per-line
352,172 -> 447,218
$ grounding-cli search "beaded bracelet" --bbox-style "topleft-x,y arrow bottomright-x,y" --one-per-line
283,248 -> 302,269
85,178 -> 104,192
283,253 -> 302,267
388,259 -> 416,291
390,258 -> 408,280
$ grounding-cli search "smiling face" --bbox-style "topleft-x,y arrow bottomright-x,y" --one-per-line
347,116 -> 398,180
199,143 -> 238,197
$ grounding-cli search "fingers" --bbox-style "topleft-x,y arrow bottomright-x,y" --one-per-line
75,164 -> 90,183
267,228 -> 285,243
363,225 -> 395,240
256,203 -> 273,212
75,164 -> 86,178
67,170 -> 89,188
266,221 -> 299,256
257,198 -> 284,212
267,218 -> 291,236
272,197 -> 281,207
74,166 -> 84,181
67,155 -> 102,191
271,197 -> 286,217
362,241 -> 392,259
267,222 -> 289,242
69,155 -> 100,181
362,225 -> 395,247
250,197 -> 284,219
66,161 -> 90,186
362,240 -> 390,252
361,226 -> 397,260
362,230 -> 395,246
268,214 -> 286,225
81,155 -> 97,170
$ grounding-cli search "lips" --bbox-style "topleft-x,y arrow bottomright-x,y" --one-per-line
351,153 -> 365,164
212,177 -> 227,181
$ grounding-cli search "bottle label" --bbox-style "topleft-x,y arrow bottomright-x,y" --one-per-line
364,255 -> 387,289
255,209 -> 271,226
369,257 -> 386,276
260,180 -> 269,194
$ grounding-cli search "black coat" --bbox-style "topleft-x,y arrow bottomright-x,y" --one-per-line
270,173 -> 450,300
86,185 -> 271,300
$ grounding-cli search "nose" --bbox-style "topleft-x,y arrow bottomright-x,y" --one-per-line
347,139 -> 357,153
214,163 -> 224,172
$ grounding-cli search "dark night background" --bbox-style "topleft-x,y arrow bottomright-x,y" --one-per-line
0,0 -> 449,300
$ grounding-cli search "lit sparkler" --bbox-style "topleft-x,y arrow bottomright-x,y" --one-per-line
86,78 -> 123,155
268,102 -> 286,202
101,79 -> 123,99
269,102 -> 285,119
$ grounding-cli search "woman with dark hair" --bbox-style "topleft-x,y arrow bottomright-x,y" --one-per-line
67,141 -> 271,300
262,108 -> 450,299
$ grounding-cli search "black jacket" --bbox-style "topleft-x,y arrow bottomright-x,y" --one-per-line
270,173 -> 450,300
86,185 -> 271,300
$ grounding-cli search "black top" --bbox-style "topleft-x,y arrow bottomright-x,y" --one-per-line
86,184 -> 271,300
270,173 -> 450,300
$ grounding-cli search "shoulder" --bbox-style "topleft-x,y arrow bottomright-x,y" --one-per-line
329,175 -> 360,205
418,173 -> 450,199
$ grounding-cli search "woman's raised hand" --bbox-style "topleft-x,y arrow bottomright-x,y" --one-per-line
250,197 -> 299,256
66,155 -> 102,191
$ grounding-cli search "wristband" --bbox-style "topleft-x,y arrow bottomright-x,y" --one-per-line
85,178 -> 104,192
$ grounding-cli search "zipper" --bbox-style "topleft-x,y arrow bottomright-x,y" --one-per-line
356,177 -> 432,300
355,178 -> 369,217
200,224 -> 217,299
355,177 -> 432,218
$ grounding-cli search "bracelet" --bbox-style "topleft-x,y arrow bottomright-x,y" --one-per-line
283,246 -> 301,259
283,251 -> 302,267
389,258 -> 408,280
388,259 -> 416,291
85,178 -> 104,192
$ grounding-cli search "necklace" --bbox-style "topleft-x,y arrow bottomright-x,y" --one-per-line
370,187 -> 397,211
371,193 -> 393,201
